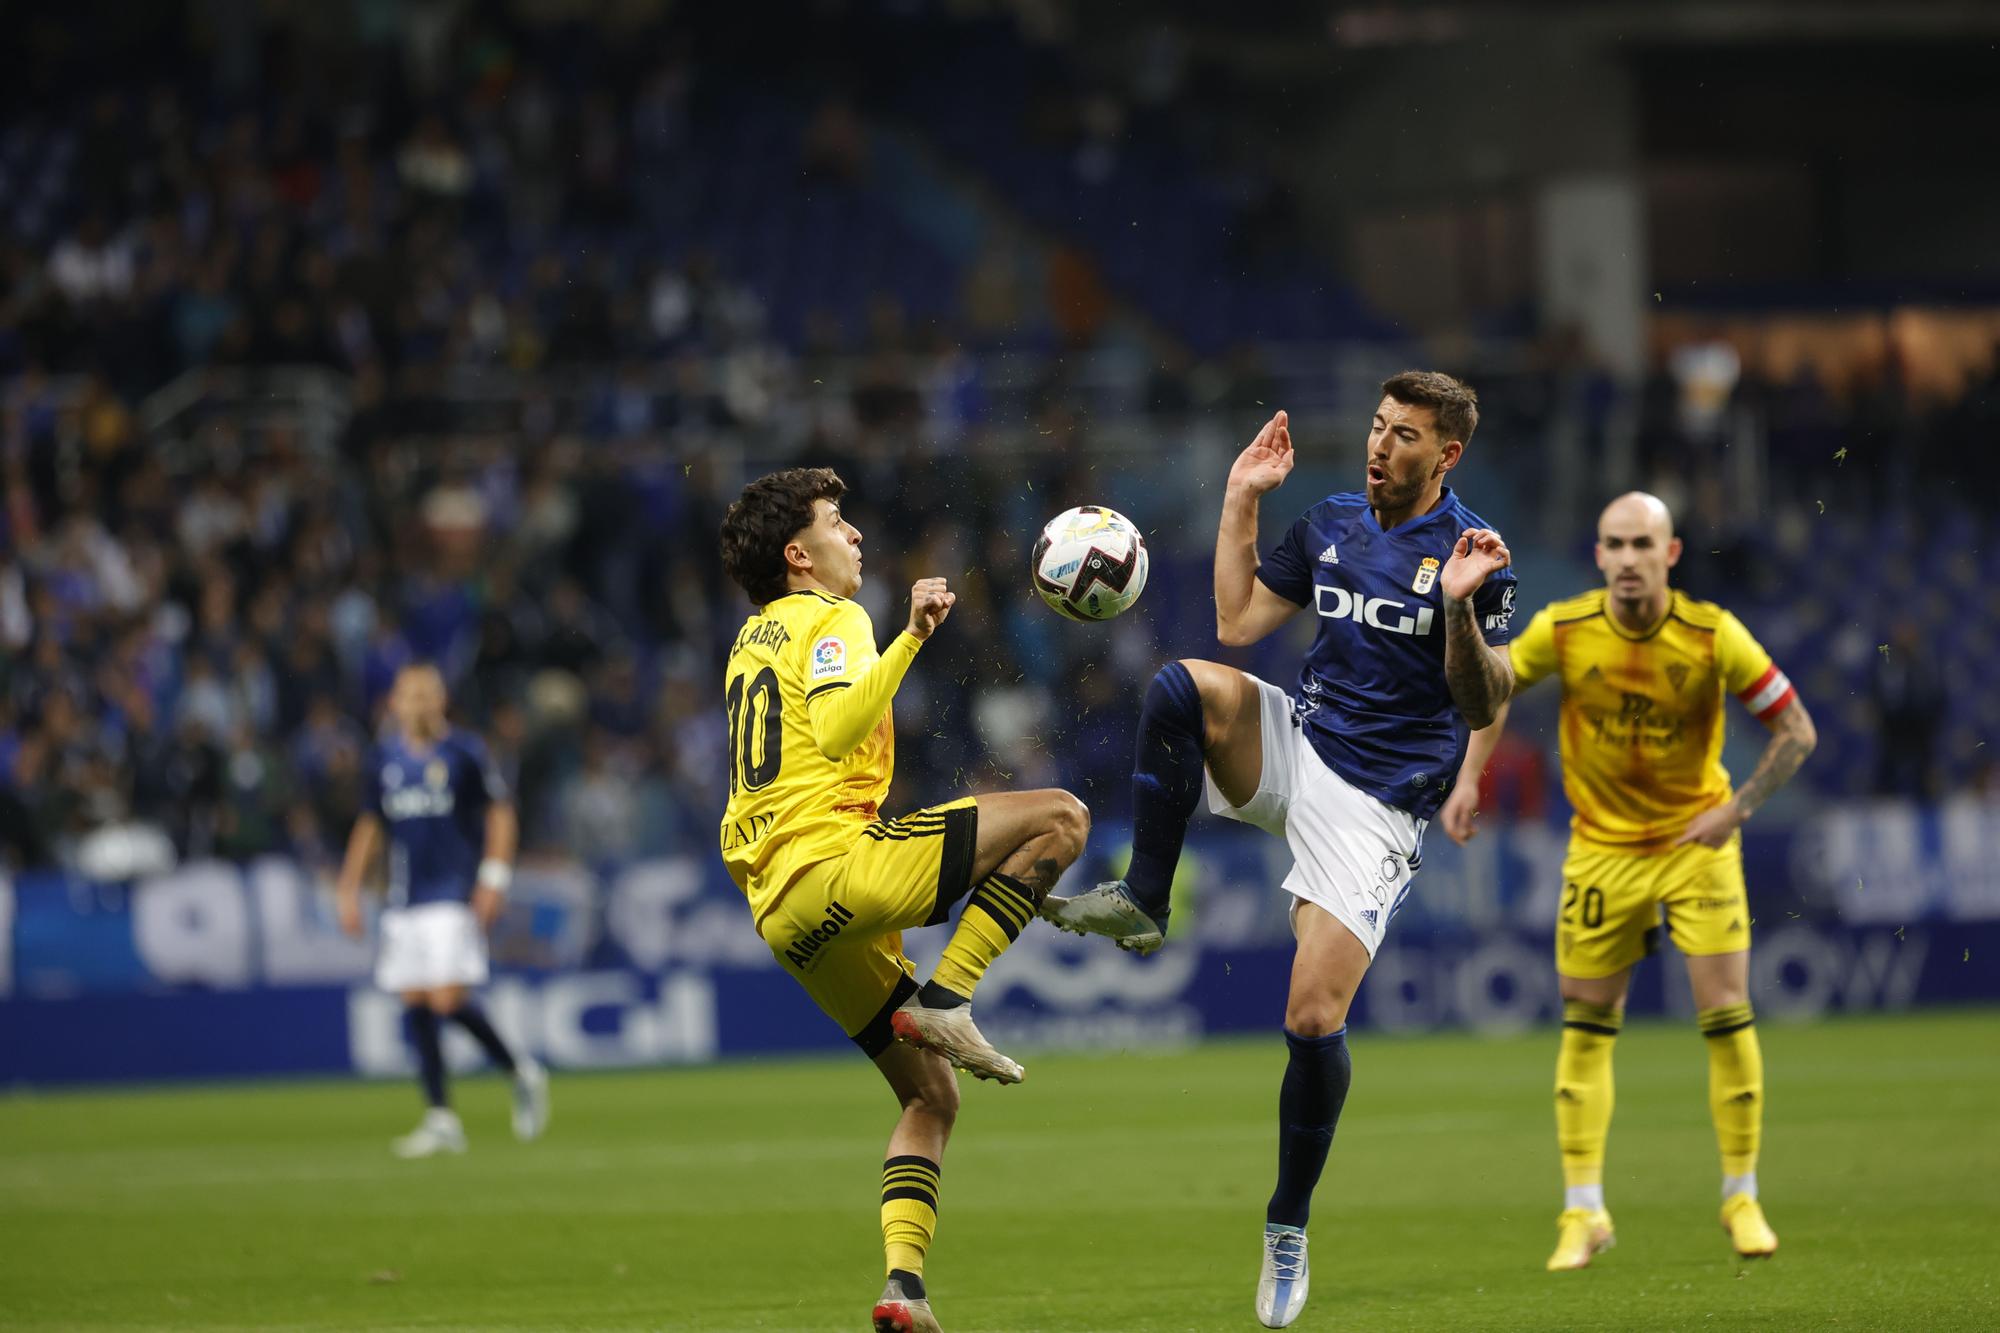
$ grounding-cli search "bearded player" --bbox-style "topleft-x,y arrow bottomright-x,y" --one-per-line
717,467 -> 1090,1333
1043,372 -> 1519,1328
1441,491 -> 1816,1269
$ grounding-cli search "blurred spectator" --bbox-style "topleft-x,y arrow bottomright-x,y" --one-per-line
801,96 -> 868,184
0,2 -> 1993,885
1871,619 -> 1945,799
47,214 -> 135,306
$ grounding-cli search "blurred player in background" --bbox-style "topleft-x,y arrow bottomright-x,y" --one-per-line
337,662 -> 550,1159
1043,373 -> 1518,1328
1442,491 -> 1817,1269
717,467 -> 1091,1333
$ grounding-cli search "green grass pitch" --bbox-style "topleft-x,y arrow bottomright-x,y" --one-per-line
2,1010 -> 1995,1331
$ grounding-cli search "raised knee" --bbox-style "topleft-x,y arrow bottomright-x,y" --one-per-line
1176,658 -> 1226,704
1049,789 -> 1090,854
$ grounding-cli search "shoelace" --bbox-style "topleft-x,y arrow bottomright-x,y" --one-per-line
1264,1232 -> 1307,1282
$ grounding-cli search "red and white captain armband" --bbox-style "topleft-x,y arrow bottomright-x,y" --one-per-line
1737,664 -> 1797,722
477,858 -> 514,895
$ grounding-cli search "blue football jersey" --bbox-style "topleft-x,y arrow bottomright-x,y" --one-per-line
363,730 -> 509,907
1256,486 -> 1519,820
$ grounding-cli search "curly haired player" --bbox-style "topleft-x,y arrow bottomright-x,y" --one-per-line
717,466 -> 1091,1333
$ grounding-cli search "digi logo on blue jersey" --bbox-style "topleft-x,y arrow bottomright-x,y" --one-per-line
1313,586 -> 1435,636
1257,486 -> 1518,820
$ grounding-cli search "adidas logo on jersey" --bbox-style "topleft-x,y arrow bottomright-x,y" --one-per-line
1319,544 -> 1339,564
1358,908 -> 1378,927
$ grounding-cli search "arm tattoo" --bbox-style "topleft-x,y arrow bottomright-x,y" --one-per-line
1443,595 -> 1513,729
1734,708 -> 1815,817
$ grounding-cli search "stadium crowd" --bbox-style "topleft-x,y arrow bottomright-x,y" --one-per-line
2,4 -> 1996,877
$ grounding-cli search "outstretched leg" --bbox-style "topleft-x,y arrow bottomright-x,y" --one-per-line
927,787 -> 1090,1001
1043,658 -> 1265,952
894,789 -> 1090,1082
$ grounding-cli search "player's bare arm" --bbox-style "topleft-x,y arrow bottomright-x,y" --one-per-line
1676,696 -> 1818,848
474,802 -> 518,928
335,812 -> 382,938
1215,410 -> 1304,645
1440,702 -> 1511,845
1439,528 -> 1515,728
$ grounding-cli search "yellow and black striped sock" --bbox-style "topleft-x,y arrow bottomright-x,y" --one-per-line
881,1155 -> 942,1276
1555,1000 -> 1622,1193
1699,1002 -> 1763,1181
931,872 -> 1038,1000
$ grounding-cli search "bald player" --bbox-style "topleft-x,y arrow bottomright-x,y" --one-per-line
1441,493 -> 1816,1270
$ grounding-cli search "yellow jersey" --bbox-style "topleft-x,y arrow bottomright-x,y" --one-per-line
1509,588 -> 1796,851
719,588 -> 925,926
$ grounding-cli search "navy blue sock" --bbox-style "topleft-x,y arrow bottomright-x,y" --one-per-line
1125,662 -> 1206,916
449,1003 -> 519,1074
406,1006 -> 449,1109
1266,1027 -> 1352,1228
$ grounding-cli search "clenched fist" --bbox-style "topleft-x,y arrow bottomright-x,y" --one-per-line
906,577 -> 956,640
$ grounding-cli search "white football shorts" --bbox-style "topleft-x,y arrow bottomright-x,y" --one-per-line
375,901 -> 490,992
1202,673 -> 1426,958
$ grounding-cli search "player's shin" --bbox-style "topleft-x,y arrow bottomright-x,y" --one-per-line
406,1005 -> 449,1109
1699,1002 -> 1763,1197
880,1155 -> 941,1287
929,872 -> 1038,1001
1125,661 -> 1206,917
1555,1000 -> 1620,1211
1265,1027 -> 1352,1228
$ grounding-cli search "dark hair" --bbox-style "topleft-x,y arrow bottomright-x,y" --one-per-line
1380,370 -> 1479,447
719,467 -> 847,605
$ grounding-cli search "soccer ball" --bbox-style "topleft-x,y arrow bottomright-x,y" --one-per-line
1031,505 -> 1149,621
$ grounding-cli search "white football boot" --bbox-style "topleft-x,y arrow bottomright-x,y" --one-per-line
511,1058 -> 550,1141
871,1275 -> 942,1332
392,1107 -> 467,1159
890,997 -> 1024,1084
1256,1224 -> 1309,1328
1038,879 -> 1167,955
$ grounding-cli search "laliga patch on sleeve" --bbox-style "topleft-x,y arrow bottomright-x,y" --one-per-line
811,636 -> 847,679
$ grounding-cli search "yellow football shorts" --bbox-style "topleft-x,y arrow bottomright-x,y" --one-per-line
758,798 -> 979,1055
1555,833 -> 1750,978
